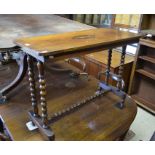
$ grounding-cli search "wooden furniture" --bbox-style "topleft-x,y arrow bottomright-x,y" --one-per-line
71,50 -> 134,92
128,37 -> 155,114
128,15 -> 155,114
0,61 -> 137,140
0,14 -> 94,104
14,28 -> 141,140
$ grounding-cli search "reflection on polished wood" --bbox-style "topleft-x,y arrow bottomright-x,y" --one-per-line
15,28 -> 141,58
0,61 -> 137,140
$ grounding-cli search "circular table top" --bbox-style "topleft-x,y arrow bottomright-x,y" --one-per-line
0,14 -> 94,48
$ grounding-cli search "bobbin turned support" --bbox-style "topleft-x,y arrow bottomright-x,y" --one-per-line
98,47 -> 127,109
105,49 -> 112,85
27,55 -> 39,117
115,45 -> 127,109
37,60 -> 49,128
27,55 -> 54,140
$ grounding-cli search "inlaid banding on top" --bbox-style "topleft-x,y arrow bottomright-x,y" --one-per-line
72,35 -> 95,40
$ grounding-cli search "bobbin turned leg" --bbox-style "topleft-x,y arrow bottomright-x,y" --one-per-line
27,55 -> 38,117
28,58 -> 55,140
37,61 -> 48,128
97,49 -> 113,92
117,45 -> 126,90
115,45 -> 127,109
105,49 -> 112,85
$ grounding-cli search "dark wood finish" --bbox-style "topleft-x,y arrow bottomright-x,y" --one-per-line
37,61 -> 49,128
0,61 -> 137,140
105,49 -> 112,85
15,28 -> 141,58
0,15 -> 141,140
14,22 -> 141,140
136,69 -> 155,81
28,111 -> 55,140
114,46 -> 127,109
27,55 -> 38,116
139,55 -> 155,64
140,38 -> 155,48
15,29 -> 140,139
129,38 -> 155,114
78,50 -> 134,92
117,46 -> 127,90
132,95 -> 155,114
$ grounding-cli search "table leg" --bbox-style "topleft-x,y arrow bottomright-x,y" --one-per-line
37,61 -> 48,128
117,45 -> 127,90
105,49 -> 112,85
115,45 -> 127,109
28,59 -> 55,140
0,53 -> 27,104
27,55 -> 38,117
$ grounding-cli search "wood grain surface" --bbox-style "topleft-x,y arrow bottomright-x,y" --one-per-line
0,61 -> 137,140
15,28 -> 141,57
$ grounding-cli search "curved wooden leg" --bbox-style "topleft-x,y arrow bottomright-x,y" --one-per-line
0,53 -> 27,104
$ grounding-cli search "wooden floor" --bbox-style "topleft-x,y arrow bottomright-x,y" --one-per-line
0,61 -> 137,141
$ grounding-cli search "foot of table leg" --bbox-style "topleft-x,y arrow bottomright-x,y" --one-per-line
28,111 -> 55,140
0,95 -> 7,104
115,93 -> 126,109
0,53 -> 27,104
115,101 -> 124,109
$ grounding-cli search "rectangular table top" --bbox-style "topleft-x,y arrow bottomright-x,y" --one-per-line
15,28 -> 141,59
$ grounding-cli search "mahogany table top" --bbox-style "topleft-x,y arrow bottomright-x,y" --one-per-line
15,28 -> 141,58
